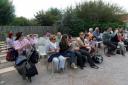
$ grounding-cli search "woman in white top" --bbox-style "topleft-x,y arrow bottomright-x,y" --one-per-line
46,35 -> 65,72
6,32 -> 14,49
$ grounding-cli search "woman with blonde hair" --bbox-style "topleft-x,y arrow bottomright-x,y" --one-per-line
47,35 -> 66,72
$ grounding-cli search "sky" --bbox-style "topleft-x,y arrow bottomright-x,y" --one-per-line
11,0 -> 128,19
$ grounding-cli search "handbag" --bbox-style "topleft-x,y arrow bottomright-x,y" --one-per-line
30,50 -> 39,64
92,54 -> 103,64
6,48 -> 15,61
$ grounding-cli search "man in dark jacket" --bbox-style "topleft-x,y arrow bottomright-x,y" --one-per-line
102,27 -> 117,57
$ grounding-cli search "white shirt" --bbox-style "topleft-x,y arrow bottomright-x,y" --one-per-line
6,38 -> 14,48
46,41 -> 59,53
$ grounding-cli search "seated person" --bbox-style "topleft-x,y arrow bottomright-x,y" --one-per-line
6,32 -> 14,49
56,32 -> 62,43
102,28 -> 117,57
117,30 -> 126,55
6,32 -> 16,61
88,28 -> 94,41
46,35 -> 65,72
93,27 -> 102,41
76,32 -> 99,69
89,36 -> 97,55
68,35 -> 86,69
59,34 -> 78,69
84,34 -> 92,53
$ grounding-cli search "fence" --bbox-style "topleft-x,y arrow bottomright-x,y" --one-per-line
0,26 -> 57,41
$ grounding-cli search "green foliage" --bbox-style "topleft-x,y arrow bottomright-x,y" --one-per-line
60,0 -> 126,36
10,17 -> 32,26
59,8 -> 84,36
46,8 -> 62,21
0,0 -> 15,25
35,8 -> 62,26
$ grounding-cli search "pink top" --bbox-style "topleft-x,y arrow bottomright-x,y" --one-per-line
14,40 -> 22,50
28,37 -> 38,45
14,38 -> 31,54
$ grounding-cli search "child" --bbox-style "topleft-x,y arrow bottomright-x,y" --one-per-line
84,34 -> 92,53
89,36 -> 97,55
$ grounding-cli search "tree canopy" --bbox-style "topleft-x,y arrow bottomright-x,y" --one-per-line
10,17 -> 33,26
0,0 -> 15,25
59,0 -> 126,36
35,8 -> 62,26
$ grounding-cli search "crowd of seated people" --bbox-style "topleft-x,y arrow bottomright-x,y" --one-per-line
6,27 -> 128,74
47,30 -> 101,72
46,27 -> 128,72
102,27 -> 128,57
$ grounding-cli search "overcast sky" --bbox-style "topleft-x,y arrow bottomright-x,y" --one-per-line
12,0 -> 128,19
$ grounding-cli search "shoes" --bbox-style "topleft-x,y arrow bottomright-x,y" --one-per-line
71,63 -> 78,69
90,65 -> 99,69
60,68 -> 64,72
106,53 -> 111,57
110,52 -> 116,55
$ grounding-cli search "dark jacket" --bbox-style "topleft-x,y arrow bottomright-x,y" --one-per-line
59,42 -> 70,52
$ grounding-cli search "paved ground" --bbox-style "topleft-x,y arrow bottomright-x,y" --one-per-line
0,50 -> 128,85
0,40 -> 128,85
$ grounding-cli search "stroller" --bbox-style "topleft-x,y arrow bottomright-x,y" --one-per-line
15,49 -> 38,82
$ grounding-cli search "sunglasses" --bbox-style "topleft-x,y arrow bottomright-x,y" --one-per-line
53,38 -> 56,40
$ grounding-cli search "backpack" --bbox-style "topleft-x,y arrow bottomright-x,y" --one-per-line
92,54 -> 103,64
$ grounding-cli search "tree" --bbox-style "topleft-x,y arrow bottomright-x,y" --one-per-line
60,7 -> 84,36
10,17 -> 31,26
61,0 -> 126,36
35,11 -> 54,26
74,0 -> 125,28
0,0 -> 15,25
46,8 -> 62,23
35,8 -> 62,26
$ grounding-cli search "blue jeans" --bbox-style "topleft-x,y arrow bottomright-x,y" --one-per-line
53,55 -> 65,71
60,51 -> 77,65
